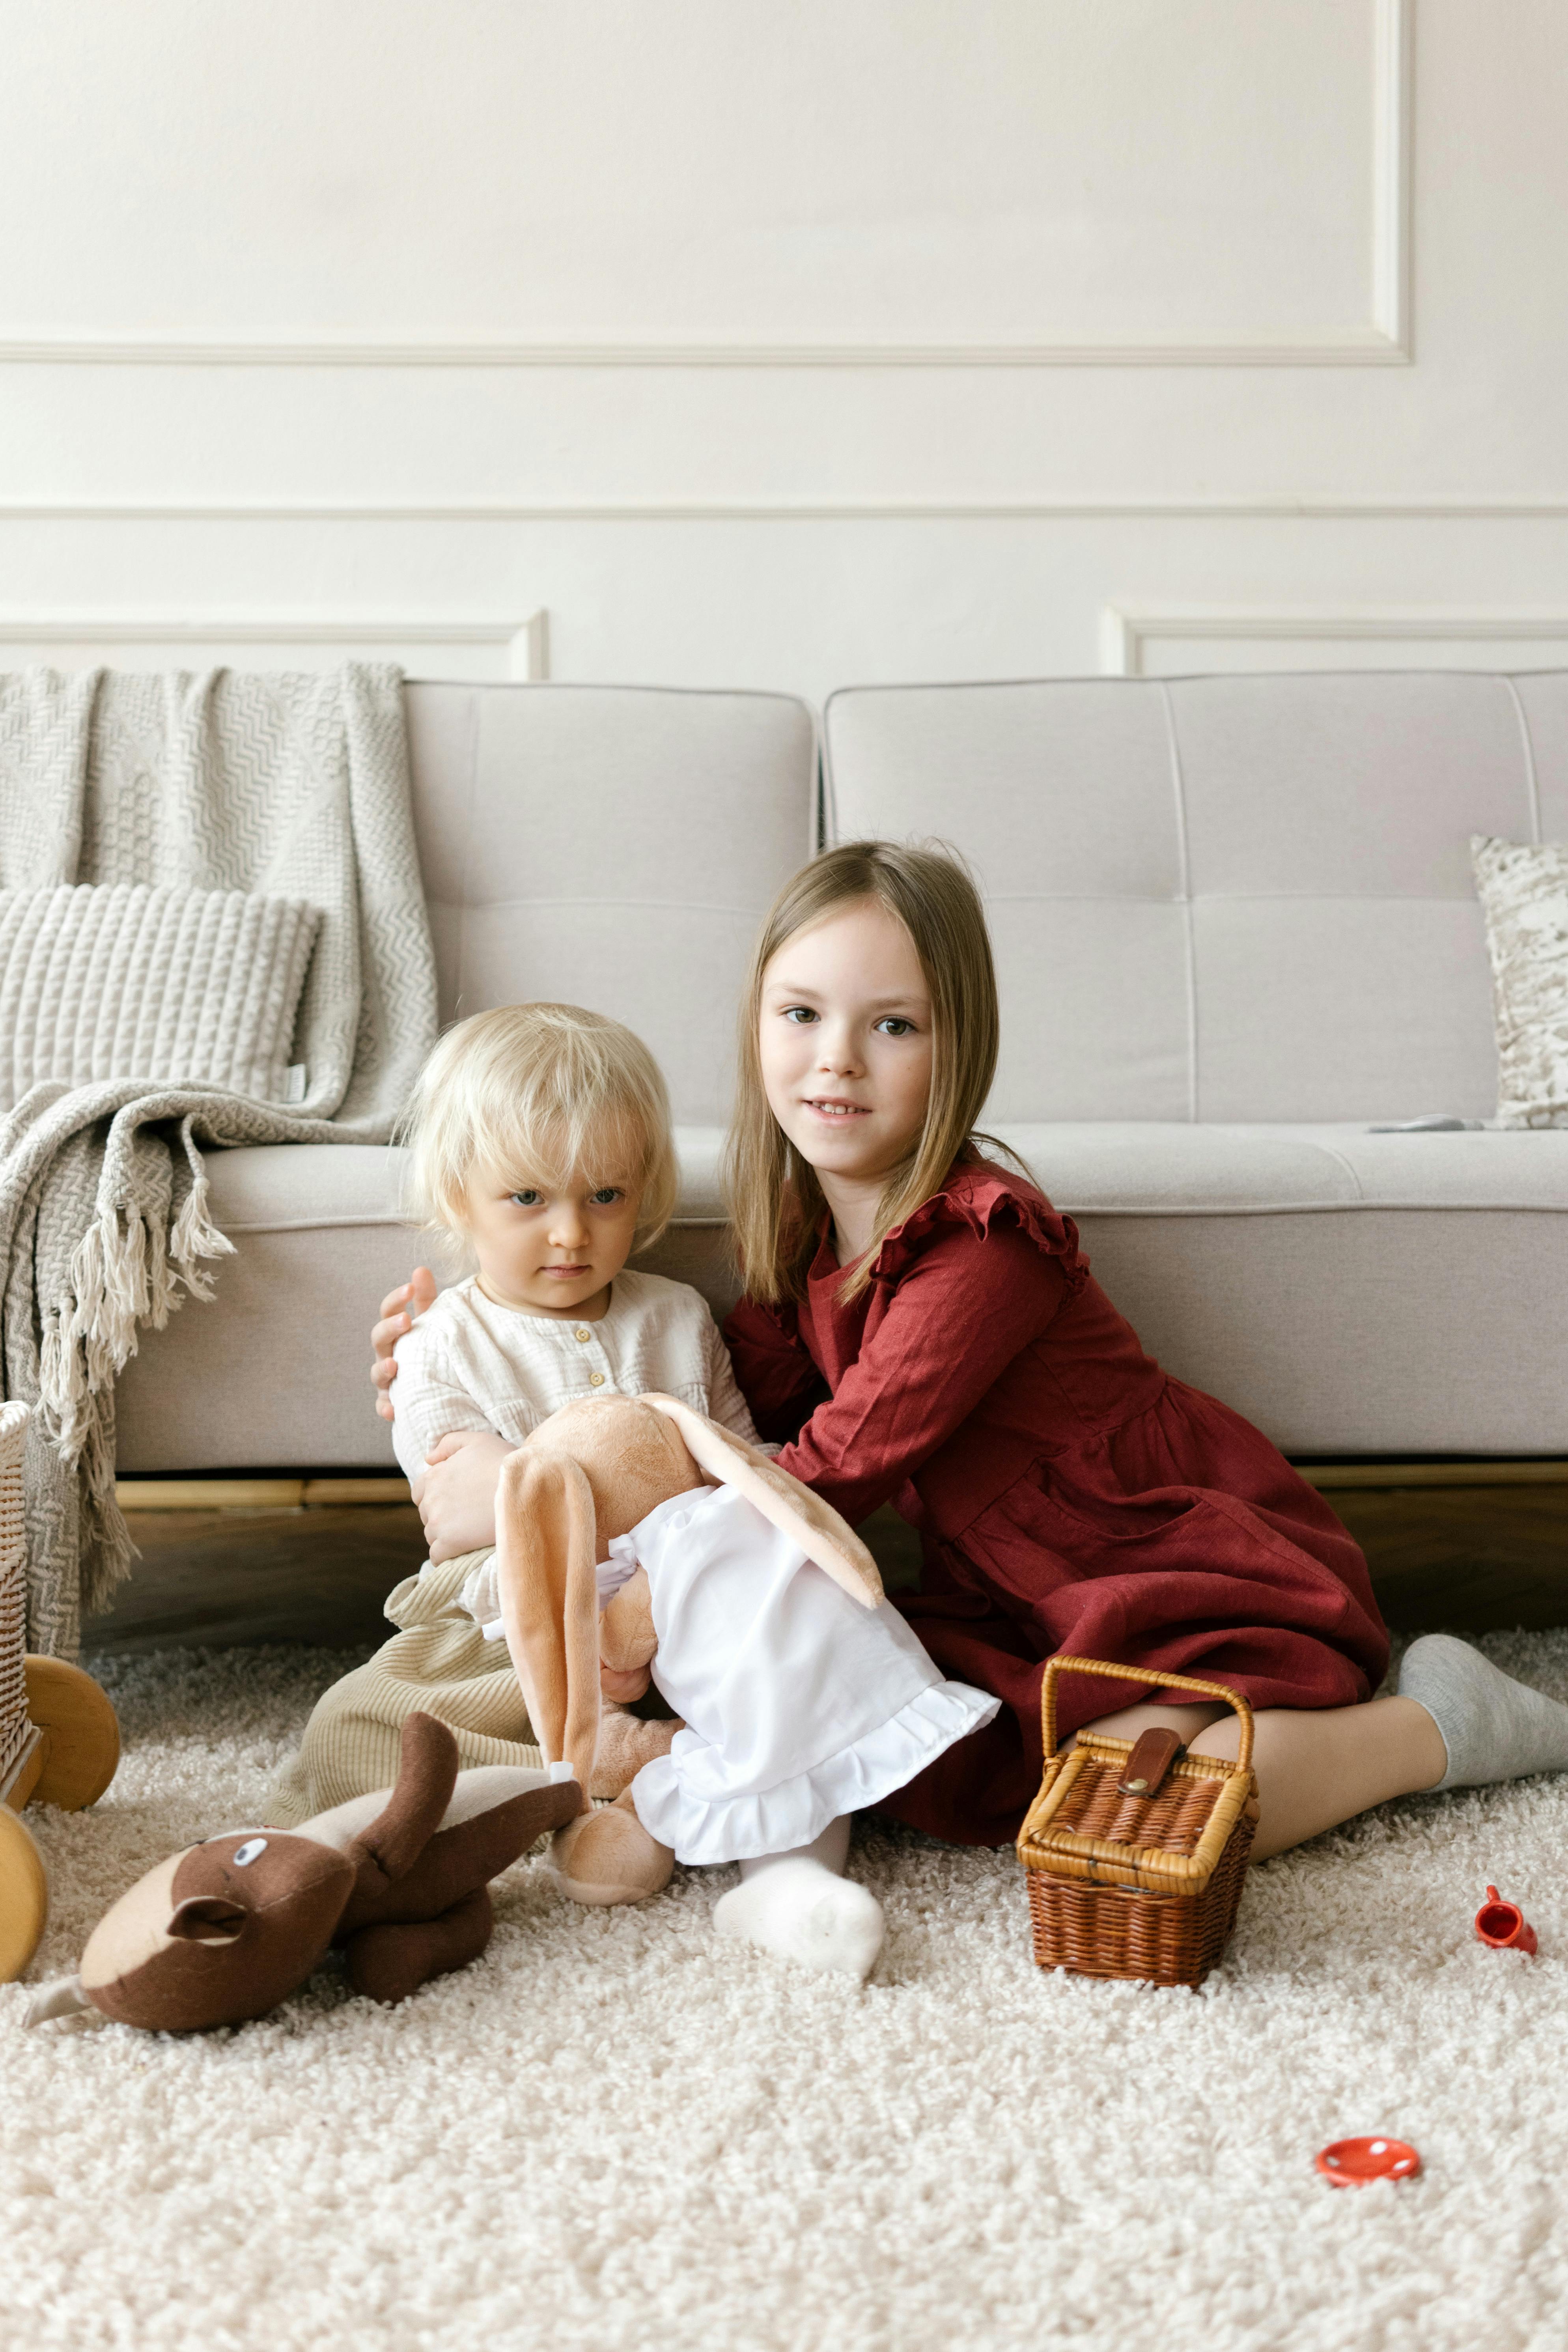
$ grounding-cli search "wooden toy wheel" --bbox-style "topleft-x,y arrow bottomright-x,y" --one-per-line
22,1657 -> 120,1810
0,1805 -> 47,1982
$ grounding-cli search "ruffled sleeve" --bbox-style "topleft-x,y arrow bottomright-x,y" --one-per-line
868,1161 -> 1089,1301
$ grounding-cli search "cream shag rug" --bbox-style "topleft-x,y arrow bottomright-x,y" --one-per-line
4,1636 -> 1568,2352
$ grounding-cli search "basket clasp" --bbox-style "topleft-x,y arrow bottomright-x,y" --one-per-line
1116,1726 -> 1185,1799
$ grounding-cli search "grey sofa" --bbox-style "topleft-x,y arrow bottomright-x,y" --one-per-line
114,669 -> 1568,1474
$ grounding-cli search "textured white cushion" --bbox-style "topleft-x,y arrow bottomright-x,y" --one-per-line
0,883 -> 321,1109
1471,836 -> 1568,1127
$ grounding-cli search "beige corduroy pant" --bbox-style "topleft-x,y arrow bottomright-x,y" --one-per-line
265,1549 -> 543,1826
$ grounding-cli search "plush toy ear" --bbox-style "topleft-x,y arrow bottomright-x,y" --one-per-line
493,1449 -> 600,1810
637,1394 -> 884,1609
166,1896 -> 247,1944
349,1712 -> 460,1892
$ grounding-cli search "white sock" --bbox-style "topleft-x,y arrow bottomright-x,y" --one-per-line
712,1818 -> 885,1983
1398,1634 -> 1568,1790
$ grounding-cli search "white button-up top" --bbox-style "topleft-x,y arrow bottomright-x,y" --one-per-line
388,1267 -> 759,1486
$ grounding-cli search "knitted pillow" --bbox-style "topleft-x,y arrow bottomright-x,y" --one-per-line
1472,835 -> 1568,1127
0,883 -> 321,1111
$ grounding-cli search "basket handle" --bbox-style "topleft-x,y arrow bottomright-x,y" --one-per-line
1041,1654 -> 1254,1777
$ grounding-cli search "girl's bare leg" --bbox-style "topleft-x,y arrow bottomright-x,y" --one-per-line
1073,1698 -> 1447,1862
1187,1699 -> 1445,1859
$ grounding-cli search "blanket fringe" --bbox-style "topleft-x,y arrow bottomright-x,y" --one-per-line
79,1411 -> 139,1620
38,1185 -> 237,1466
170,1163 -> 234,1302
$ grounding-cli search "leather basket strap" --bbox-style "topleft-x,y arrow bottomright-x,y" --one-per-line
1116,1726 -> 1184,1799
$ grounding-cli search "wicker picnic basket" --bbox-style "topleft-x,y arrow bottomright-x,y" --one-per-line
1017,1655 -> 1259,1991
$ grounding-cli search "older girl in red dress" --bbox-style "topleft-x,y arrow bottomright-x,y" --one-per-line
712,841 -> 1568,1856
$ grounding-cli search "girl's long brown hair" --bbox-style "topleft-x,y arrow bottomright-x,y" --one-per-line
724,839 -> 1011,1305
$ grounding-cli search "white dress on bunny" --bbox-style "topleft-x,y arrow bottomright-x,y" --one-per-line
615,1481 -> 1000,1865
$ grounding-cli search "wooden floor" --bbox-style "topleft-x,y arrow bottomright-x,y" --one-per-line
86,1483 -> 1568,1654
90,1506 -> 431,1653
1330,1483 -> 1568,1633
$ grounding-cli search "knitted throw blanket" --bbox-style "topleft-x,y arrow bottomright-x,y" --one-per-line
0,666 -> 437,1655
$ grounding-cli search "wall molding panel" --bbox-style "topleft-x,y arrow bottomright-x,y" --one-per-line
1,7 -> 1561,708
1102,607 -> 1568,678
0,610 -> 549,679
1368,0 -> 1413,360
17,494 -> 1568,528
0,1 -> 1410,371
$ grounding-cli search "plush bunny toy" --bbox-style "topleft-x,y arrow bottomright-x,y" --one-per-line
490,1392 -> 997,1980
26,1714 -> 581,2032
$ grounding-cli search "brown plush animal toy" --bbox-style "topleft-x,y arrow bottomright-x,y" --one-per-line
491,1390 -> 883,1909
24,1714 -> 581,2032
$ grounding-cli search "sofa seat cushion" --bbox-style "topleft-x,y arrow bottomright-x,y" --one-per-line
1000,1122 -> 1568,1213
991,1124 -> 1568,1458
114,1124 -> 1568,1472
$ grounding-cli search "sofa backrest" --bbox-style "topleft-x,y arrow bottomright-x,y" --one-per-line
825,672 -> 1568,1124
403,683 -> 816,1125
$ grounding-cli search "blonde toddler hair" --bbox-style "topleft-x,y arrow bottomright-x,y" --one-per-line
402,1002 -> 679,1251
725,839 -> 1011,1305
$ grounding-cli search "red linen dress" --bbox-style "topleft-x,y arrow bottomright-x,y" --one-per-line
723,1159 -> 1388,1847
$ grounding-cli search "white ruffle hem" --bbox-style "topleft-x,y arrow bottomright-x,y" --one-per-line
622,1482 -> 999,1866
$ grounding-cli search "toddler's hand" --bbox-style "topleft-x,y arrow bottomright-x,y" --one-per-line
371,1267 -> 438,1421
417,1427 -> 513,1561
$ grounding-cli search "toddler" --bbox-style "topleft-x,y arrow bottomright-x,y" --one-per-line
270,1002 -> 762,1829
390,1001 -> 760,1642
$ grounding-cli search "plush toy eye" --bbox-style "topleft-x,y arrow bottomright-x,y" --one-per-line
231,1838 -> 269,1867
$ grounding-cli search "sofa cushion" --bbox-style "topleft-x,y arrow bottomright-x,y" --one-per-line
1001,1120 -> 1568,1213
402,683 -> 814,1126
112,1125 -> 1568,1472
0,883 -> 320,1109
825,672 -> 1568,1126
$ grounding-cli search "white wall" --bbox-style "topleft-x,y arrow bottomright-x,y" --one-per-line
1,0 -> 1564,702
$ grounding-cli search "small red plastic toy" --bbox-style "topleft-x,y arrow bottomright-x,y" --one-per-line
1475,1885 -> 1537,1955
1315,2137 -> 1421,2187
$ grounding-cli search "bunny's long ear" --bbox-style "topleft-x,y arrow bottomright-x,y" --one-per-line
637,1394 -> 883,1609
494,1450 -> 599,1811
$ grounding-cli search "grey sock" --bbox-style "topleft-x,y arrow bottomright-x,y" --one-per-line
1398,1634 -> 1568,1791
